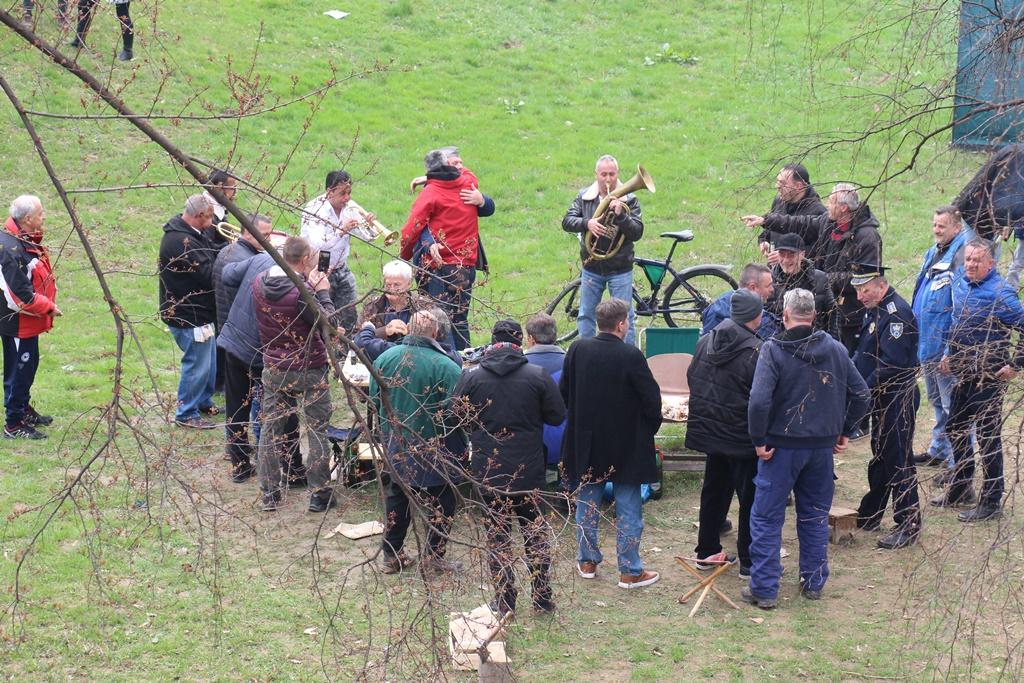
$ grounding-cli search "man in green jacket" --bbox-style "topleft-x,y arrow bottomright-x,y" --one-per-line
370,310 -> 464,575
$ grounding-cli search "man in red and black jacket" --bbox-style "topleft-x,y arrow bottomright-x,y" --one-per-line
1,195 -> 60,439
400,149 -> 482,350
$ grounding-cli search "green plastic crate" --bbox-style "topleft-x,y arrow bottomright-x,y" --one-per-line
642,327 -> 699,357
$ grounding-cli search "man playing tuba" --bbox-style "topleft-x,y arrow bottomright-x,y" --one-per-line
561,155 -> 645,345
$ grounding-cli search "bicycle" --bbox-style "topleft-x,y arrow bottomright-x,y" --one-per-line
545,230 -> 737,344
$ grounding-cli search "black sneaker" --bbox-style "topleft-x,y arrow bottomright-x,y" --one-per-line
174,415 -> 217,430
308,489 -> 336,513
849,427 -> 868,441
231,462 -> 255,484
799,586 -> 822,600
25,406 -> 53,427
4,423 -> 47,440
738,565 -> 751,580
958,504 -> 1001,523
117,49 -> 133,62
877,527 -> 919,550
740,586 -> 776,610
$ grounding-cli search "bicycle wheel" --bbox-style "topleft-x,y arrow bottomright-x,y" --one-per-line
545,278 -> 581,344
662,268 -> 738,327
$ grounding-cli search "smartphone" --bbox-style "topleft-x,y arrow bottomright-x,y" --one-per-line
317,250 -> 331,273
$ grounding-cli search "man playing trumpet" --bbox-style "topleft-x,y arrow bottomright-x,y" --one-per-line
300,170 -> 377,333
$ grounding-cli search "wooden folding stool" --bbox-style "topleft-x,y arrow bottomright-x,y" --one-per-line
674,555 -> 740,618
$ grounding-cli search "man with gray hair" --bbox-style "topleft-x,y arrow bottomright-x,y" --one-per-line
701,263 -> 777,338
399,150 -> 484,350
744,288 -> 869,609
159,194 -> 220,429
562,155 -> 644,345
743,182 -> 881,355
2,195 -> 60,439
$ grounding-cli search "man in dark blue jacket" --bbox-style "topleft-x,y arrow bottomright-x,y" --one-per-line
851,265 -> 921,550
701,263 -> 778,338
744,288 -> 869,609
934,239 -> 1024,522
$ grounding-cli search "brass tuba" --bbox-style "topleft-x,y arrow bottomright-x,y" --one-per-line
583,164 -> 656,261
348,200 -> 400,246
215,221 -> 241,242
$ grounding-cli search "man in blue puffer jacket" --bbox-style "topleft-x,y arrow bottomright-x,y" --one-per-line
933,238 -> 1024,522
743,288 -> 869,609
911,206 -> 969,473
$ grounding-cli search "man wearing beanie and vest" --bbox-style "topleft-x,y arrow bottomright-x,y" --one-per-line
687,289 -> 764,578
744,289 -> 869,609
453,319 -> 565,616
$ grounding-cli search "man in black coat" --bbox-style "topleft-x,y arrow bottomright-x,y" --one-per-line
453,319 -> 565,616
686,289 -> 764,577
745,182 -> 882,355
748,163 -> 828,260
158,194 -> 220,429
766,233 -> 839,339
561,298 -> 663,589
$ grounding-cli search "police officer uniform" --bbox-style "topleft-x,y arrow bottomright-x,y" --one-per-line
851,264 -> 922,549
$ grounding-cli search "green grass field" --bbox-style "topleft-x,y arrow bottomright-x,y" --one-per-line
1,1 -> 1021,680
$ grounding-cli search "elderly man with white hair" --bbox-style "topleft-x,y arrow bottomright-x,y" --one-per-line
1,195 -> 60,440
158,194 -> 220,429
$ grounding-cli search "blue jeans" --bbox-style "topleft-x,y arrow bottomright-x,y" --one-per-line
577,269 -> 635,346
575,482 -> 644,576
749,447 -> 834,599
169,325 -> 217,421
923,365 -> 954,464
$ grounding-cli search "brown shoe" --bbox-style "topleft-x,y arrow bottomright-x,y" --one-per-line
577,561 -> 597,579
381,552 -> 415,575
617,569 -> 660,589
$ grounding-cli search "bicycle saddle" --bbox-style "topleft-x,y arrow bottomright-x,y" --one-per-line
660,230 -> 694,242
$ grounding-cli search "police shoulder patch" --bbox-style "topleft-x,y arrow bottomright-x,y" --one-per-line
890,322 -> 904,339
886,301 -> 897,314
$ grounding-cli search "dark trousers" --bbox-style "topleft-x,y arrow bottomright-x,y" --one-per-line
426,265 -> 476,350
694,455 -> 757,570
839,325 -> 860,357
382,481 -> 457,560
857,385 -> 921,530
76,0 -> 132,48
947,377 -> 1006,507
3,335 -> 40,427
223,352 -> 258,468
483,494 -> 553,612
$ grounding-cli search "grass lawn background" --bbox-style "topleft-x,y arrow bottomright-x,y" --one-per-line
2,0 -> 1021,680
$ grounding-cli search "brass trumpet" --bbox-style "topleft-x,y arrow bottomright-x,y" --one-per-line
583,164 -> 656,261
215,221 -> 289,250
348,200 -> 399,246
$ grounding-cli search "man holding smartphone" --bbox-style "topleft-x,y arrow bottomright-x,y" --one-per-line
300,170 -> 375,334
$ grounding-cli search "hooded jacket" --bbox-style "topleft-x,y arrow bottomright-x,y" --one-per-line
454,344 -> 566,492
762,205 -> 882,328
748,326 -> 870,449
212,239 -> 261,331
0,216 -> 57,338
757,187 -> 828,248
399,166 -> 481,267
685,319 -> 762,458
217,252 -> 274,368
561,181 -> 644,276
251,266 -> 335,371
158,214 -> 218,328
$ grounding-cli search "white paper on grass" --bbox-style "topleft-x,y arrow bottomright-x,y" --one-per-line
324,10 -> 349,19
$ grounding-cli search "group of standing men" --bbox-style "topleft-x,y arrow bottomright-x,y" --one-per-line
674,162 -> 1024,610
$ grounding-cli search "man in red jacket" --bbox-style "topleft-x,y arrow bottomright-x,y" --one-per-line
1,195 -> 61,440
400,149 -> 481,350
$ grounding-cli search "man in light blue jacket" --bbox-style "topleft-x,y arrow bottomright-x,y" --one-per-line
910,206 -> 969,476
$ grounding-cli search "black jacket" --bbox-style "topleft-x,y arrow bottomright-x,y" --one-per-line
762,205 -> 882,328
853,287 -> 920,391
560,333 -> 663,485
955,143 -> 1024,241
767,259 -> 839,338
453,345 -> 565,492
158,215 -> 219,328
562,185 -> 643,276
684,319 -> 762,458
758,187 -> 828,248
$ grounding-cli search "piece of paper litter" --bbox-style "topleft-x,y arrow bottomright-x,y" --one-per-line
324,10 -> 349,19
325,520 -> 384,540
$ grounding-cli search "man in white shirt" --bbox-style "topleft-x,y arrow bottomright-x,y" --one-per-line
299,170 -> 375,333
